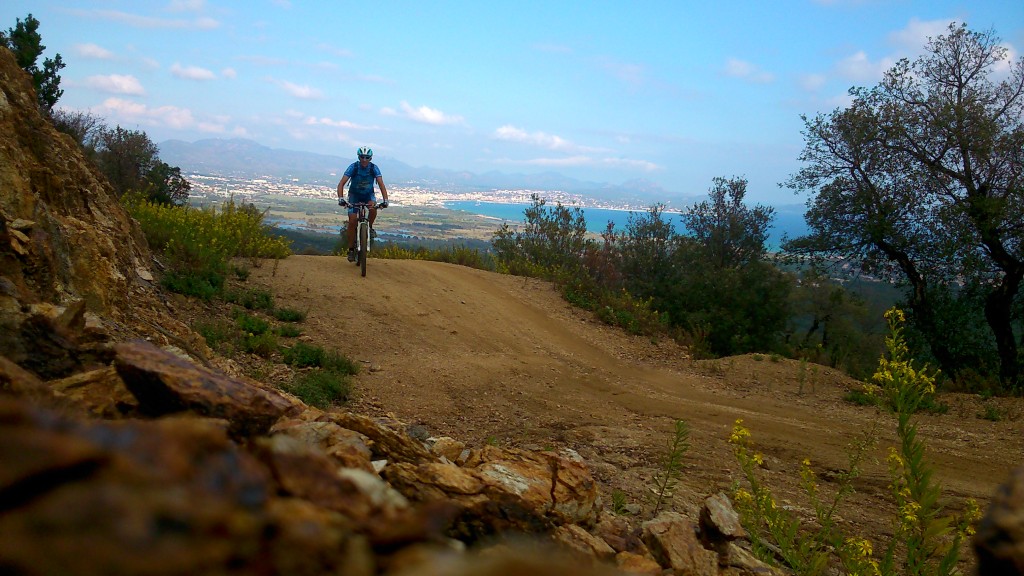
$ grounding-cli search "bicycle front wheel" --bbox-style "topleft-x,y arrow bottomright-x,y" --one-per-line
359,221 -> 368,277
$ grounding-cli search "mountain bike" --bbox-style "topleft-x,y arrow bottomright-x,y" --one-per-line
340,200 -> 385,277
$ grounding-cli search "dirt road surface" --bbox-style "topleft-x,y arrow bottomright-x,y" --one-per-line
249,255 -> 1022,557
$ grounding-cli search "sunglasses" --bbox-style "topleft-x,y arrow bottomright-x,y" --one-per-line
359,155 -> 371,160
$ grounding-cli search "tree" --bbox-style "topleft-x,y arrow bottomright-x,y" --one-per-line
145,161 -> 192,206
491,194 -> 588,277
1,13 -> 65,112
786,23 -> 1024,390
94,126 -> 160,198
687,176 -> 775,269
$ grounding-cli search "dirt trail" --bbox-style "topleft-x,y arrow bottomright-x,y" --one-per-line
249,255 -> 1023,540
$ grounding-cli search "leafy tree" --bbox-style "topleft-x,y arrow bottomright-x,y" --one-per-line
95,126 -> 159,198
1,13 -> 65,112
786,23 -> 1023,390
491,194 -> 588,277
687,176 -> 775,269
617,205 -> 681,308
659,175 -> 794,354
145,161 -> 192,206
50,109 -> 103,152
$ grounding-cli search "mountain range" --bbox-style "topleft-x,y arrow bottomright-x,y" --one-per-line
158,138 -> 693,205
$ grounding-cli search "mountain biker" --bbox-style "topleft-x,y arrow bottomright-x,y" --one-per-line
337,146 -> 389,262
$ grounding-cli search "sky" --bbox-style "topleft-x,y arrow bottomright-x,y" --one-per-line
3,1 -> 1022,205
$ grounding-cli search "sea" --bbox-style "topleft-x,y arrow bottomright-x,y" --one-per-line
443,200 -> 809,251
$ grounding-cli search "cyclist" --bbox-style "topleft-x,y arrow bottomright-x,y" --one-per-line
337,146 -> 389,262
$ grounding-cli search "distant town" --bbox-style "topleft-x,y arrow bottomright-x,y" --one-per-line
185,172 -> 660,212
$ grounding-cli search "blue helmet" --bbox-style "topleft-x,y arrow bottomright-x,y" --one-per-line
357,146 -> 372,159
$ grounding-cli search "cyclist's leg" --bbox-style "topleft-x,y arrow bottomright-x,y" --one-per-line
346,211 -> 358,248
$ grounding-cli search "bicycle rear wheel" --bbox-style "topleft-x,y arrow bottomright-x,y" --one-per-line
359,221 -> 368,277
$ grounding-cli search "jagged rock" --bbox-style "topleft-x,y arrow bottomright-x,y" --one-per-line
975,465 -> 1024,574
592,514 -> 649,555
428,435 -> 467,461
552,523 -> 617,561
721,541 -> 784,575
642,511 -> 719,576
0,48 -> 150,323
384,445 -> 601,543
270,419 -> 375,473
49,365 -> 137,418
329,411 -> 434,464
0,396 -> 275,575
615,551 -> 664,575
114,339 -> 299,437
701,492 -> 747,540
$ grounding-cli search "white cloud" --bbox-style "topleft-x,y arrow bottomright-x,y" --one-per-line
835,50 -> 895,82
170,63 -> 216,80
399,101 -> 463,125
92,98 -> 195,129
724,58 -> 775,84
168,0 -> 205,11
303,115 -> 377,130
317,43 -> 352,58
272,79 -> 325,99
596,57 -> 646,86
75,43 -> 114,59
221,67 -> 237,79
502,155 -> 659,171
799,73 -> 827,92
889,18 -> 955,54
493,125 -> 604,154
83,9 -> 219,30
198,122 -> 226,133
83,74 -> 146,95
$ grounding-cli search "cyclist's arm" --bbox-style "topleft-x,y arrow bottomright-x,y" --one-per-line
376,177 -> 388,203
337,175 -> 350,201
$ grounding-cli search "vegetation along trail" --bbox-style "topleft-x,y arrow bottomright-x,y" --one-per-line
250,255 -> 1023,542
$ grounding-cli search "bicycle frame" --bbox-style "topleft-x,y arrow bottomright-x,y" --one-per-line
349,202 -> 374,277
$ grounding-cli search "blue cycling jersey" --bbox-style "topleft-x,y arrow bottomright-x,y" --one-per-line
344,161 -> 381,202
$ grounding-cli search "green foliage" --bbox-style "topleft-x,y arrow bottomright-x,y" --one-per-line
785,22 -> 1023,392
225,287 -> 274,311
125,195 -> 291,299
610,489 -> 629,515
272,307 -> 306,322
977,403 -> 1003,422
275,324 -> 302,338
1,13 -> 64,111
732,308 -> 981,576
280,342 -> 359,375
285,369 -> 352,409
193,318 -> 236,352
376,243 -> 496,271
282,341 -> 326,368
687,176 -> 775,268
650,419 -> 690,516
241,332 -> 278,358
491,194 -> 588,279
235,311 -> 270,335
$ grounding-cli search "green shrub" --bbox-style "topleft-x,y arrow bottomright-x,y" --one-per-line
731,308 -> 981,576
285,369 -> 352,408
124,195 -> 291,298
224,287 -> 274,310
235,311 -> 270,335
194,318 -> 236,350
272,307 -> 307,322
282,341 -> 326,368
275,324 -> 302,338
322,349 -> 360,375
242,332 -> 278,358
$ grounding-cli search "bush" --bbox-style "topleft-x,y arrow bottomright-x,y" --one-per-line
285,369 -> 352,408
235,311 -> 270,335
124,195 -> 291,298
241,332 -> 278,358
272,307 -> 307,322
282,341 -> 325,368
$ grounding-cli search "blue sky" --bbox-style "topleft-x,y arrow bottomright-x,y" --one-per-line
3,1 -> 1022,205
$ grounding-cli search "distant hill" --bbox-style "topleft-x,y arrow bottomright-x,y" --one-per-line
158,138 -> 693,205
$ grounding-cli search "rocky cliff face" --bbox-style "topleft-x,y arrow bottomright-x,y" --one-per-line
1,44 -> 1017,575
